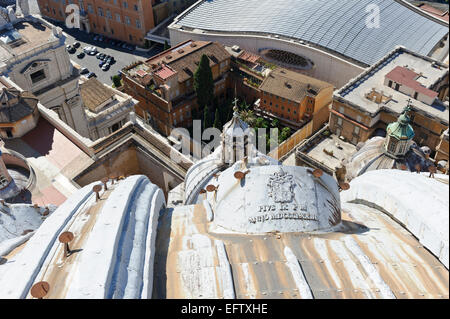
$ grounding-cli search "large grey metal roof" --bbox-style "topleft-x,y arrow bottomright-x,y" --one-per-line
176,0 -> 449,65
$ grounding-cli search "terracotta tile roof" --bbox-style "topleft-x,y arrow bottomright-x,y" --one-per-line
145,41 -> 230,83
0,88 -> 38,123
237,50 -> 260,64
259,68 -> 333,103
145,40 -> 211,66
418,3 -> 449,22
154,65 -> 176,80
80,78 -> 116,112
385,66 -> 438,98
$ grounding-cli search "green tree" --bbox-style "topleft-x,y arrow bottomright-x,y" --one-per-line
255,117 -> 268,129
280,127 -> 292,143
203,106 -> 211,130
163,40 -> 170,51
240,110 -> 256,126
112,75 -> 121,88
271,118 -> 279,128
194,54 -> 214,110
213,108 -> 222,129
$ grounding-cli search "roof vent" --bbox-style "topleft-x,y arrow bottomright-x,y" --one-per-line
178,49 -> 184,54
166,55 -> 172,59
190,43 -> 197,47
284,82 -> 291,88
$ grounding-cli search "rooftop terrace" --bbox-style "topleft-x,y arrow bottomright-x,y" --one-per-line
337,47 -> 449,123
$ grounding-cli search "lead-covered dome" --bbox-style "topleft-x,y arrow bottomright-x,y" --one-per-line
205,163 -> 341,234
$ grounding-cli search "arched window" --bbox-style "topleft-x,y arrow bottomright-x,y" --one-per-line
387,138 -> 397,154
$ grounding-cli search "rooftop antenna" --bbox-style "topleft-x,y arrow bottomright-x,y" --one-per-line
206,184 -> 217,192
101,177 -> 109,191
93,184 -> 102,202
30,281 -> 50,299
415,163 -> 421,174
338,182 -> 350,192
428,164 -> 436,178
312,168 -> 323,178
58,231 -> 74,258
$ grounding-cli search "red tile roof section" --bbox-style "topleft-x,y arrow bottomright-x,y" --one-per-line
418,4 -> 449,22
154,65 -> 176,80
238,50 -> 260,64
385,66 -> 438,98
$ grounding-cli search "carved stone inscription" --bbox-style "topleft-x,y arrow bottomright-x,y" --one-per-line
250,203 -> 318,224
249,171 -> 318,224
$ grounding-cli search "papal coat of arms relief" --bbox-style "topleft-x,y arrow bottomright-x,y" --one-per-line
267,171 -> 295,203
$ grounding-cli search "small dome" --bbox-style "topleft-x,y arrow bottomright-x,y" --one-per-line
386,120 -> 415,140
222,109 -> 250,138
386,108 -> 415,141
420,146 -> 431,155
209,164 -> 341,234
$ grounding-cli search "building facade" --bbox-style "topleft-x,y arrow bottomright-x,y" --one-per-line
79,77 -> 137,140
257,68 -> 334,132
169,0 -> 449,89
37,0 -> 156,45
0,8 -> 90,137
329,47 -> 449,153
122,40 -> 231,136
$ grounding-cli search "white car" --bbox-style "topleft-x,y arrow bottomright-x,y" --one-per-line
83,46 -> 98,55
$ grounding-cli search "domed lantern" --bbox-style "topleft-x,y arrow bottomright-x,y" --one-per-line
384,106 -> 415,158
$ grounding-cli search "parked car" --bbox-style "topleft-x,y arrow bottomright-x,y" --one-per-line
85,46 -> 98,55
66,45 -> 76,54
87,72 -> 97,78
93,35 -> 99,41
80,67 -> 89,74
73,42 -> 81,48
77,52 -> 85,59
102,63 -> 110,71
99,60 -> 105,67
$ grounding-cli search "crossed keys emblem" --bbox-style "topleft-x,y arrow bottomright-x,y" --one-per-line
267,172 -> 295,203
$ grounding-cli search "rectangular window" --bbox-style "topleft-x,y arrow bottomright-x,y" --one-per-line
339,106 -> 345,114
354,126 -> 360,134
115,13 -> 121,22
30,69 -> 46,84
98,7 -> 103,16
134,4 -> 138,11
87,4 -> 93,13
395,83 -> 400,91
106,9 -> 112,19
414,92 -> 418,99
356,115 -> 362,122
136,19 -> 141,29
388,80 -> 392,88
125,16 -> 130,25
123,1 -> 128,8
337,117 -> 343,126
